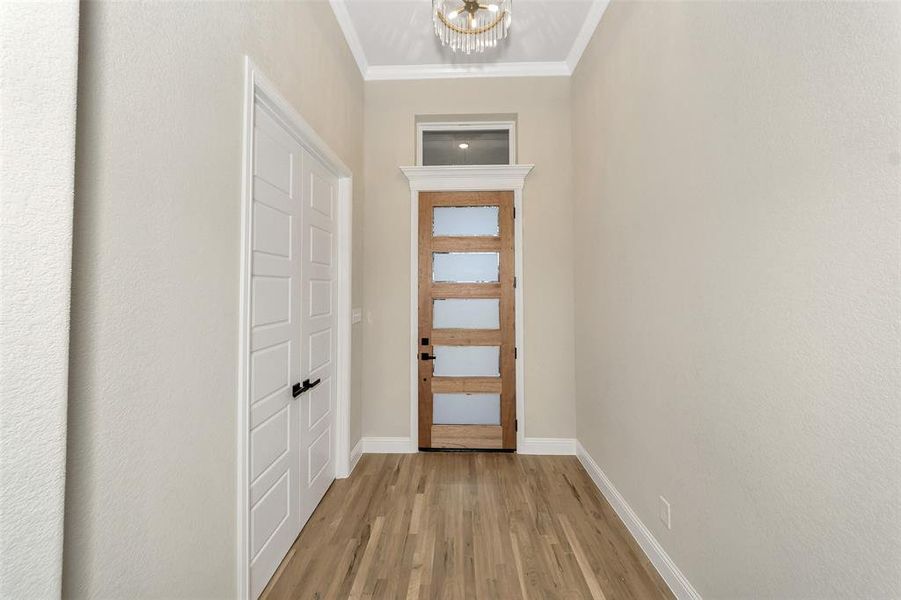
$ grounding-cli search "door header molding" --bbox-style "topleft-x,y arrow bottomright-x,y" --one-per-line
401,165 -> 534,192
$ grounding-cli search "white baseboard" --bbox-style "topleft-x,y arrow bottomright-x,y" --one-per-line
359,436 -> 576,455
518,437 -> 577,455
347,438 -> 363,476
576,442 -> 701,600
360,436 -> 416,454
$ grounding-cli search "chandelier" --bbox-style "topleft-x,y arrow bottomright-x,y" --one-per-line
433,0 -> 512,54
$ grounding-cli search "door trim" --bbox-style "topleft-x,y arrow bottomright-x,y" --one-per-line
238,57 -> 353,600
400,165 -> 533,454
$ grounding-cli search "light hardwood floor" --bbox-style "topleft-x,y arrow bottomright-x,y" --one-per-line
262,453 -> 673,600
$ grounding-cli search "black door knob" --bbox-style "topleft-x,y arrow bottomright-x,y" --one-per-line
420,352 -> 437,361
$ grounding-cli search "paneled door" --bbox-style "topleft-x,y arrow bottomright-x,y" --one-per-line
297,147 -> 337,527
418,191 -> 516,450
249,106 -> 303,599
248,105 -> 338,599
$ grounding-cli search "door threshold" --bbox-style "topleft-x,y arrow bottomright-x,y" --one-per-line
419,447 -> 515,453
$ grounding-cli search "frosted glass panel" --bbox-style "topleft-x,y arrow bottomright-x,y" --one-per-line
433,394 -> 500,425
433,206 -> 499,237
433,298 -> 499,329
433,346 -> 500,377
433,252 -> 499,283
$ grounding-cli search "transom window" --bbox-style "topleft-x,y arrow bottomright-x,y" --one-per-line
417,121 -> 516,166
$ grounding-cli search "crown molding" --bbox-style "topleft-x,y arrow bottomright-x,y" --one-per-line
329,0 -> 368,76
566,0 -> 610,72
367,61 -> 570,81
329,0 -> 609,81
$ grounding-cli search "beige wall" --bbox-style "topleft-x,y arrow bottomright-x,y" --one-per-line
0,2 -> 78,596
362,78 -> 577,440
65,2 -> 364,597
572,2 -> 901,598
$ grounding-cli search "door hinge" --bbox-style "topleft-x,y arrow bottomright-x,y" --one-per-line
515,419 -> 518,432
513,207 -> 516,219
513,276 -> 517,288
514,347 -> 518,359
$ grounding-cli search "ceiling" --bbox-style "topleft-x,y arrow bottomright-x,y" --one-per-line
329,0 -> 609,80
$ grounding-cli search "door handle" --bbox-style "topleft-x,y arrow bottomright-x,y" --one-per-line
292,378 -> 322,398
420,353 -> 437,361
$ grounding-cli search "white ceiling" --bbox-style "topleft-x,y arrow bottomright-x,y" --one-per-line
329,0 -> 609,80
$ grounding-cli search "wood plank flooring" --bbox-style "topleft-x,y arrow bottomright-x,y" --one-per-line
261,453 -> 673,600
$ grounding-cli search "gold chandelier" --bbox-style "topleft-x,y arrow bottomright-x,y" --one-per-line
433,0 -> 512,54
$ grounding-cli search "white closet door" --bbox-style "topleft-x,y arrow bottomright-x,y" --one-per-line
248,106 -> 303,599
297,148 -> 338,527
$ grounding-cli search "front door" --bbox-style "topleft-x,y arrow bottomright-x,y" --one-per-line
418,191 -> 516,450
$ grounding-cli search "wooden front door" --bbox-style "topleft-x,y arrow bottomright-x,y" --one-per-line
418,191 -> 516,450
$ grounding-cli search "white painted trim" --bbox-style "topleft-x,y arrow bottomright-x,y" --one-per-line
408,184 -> 420,453
576,442 -> 703,600
250,78 -> 352,178
401,165 -> 533,451
565,0 -> 610,73
237,57 -> 255,600
237,57 -> 354,600
416,121 -> 516,167
518,438 -> 577,456
328,0 -> 368,77
349,438 -> 364,474
366,61 -> 571,81
335,175 -> 354,481
360,437 -> 417,454
415,121 -> 515,133
512,182 -> 526,448
400,165 -> 534,192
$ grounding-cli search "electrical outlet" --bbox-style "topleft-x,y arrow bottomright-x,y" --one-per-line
658,496 -> 671,530
351,308 -> 362,324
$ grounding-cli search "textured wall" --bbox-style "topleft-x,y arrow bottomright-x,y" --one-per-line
571,1 -> 901,597
65,3 -> 364,597
363,78 -> 577,441
0,2 -> 79,596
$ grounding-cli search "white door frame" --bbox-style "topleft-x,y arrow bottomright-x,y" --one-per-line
400,165 -> 533,453
237,57 -> 353,600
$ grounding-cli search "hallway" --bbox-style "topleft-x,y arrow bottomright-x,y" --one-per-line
262,454 -> 672,599
5,2 -> 899,598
